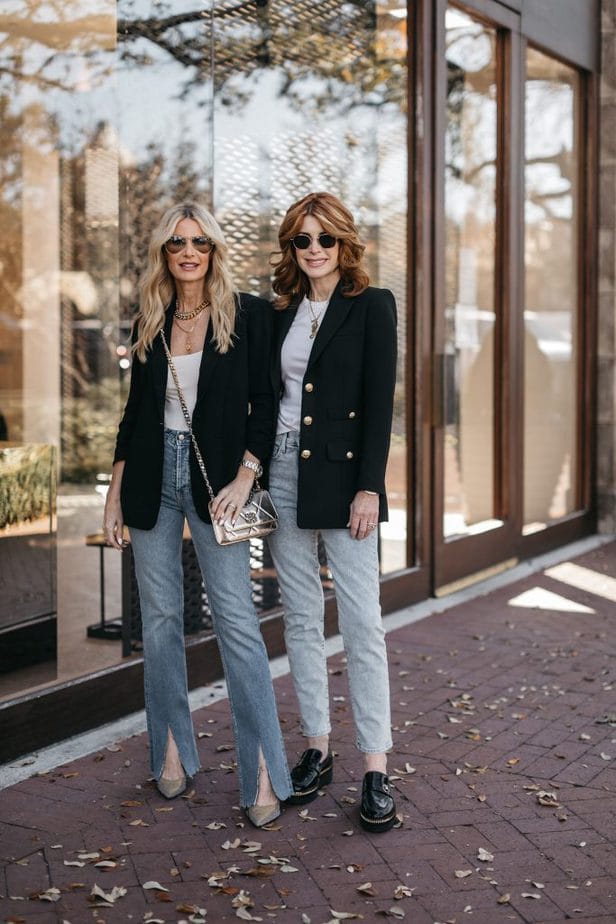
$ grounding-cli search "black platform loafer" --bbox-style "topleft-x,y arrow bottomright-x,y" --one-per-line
286,748 -> 334,805
360,771 -> 397,832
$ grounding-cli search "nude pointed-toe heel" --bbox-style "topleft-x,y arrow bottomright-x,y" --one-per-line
156,774 -> 186,799
245,801 -> 281,828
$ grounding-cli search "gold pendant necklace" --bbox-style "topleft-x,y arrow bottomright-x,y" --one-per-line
307,298 -> 323,339
174,318 -> 198,352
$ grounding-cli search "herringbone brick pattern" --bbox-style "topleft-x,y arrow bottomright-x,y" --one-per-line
1,541 -> 615,923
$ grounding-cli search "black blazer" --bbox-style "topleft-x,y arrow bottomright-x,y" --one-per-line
114,293 -> 273,529
272,282 -> 397,529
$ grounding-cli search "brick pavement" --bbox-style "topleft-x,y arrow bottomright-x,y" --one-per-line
1,540 -> 615,924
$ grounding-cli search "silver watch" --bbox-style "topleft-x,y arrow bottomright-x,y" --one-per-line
240,458 -> 263,478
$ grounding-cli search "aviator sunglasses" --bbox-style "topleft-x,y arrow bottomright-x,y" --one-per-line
164,235 -> 215,254
291,232 -> 337,250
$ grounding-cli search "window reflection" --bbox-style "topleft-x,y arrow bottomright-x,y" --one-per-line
0,0 -> 408,702
523,50 -> 578,533
212,0 -> 408,572
443,7 -> 498,538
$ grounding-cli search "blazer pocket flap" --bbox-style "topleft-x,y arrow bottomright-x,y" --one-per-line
327,440 -> 359,462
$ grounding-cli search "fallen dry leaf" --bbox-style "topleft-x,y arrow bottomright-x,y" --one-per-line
34,887 -> 61,903
454,870 -> 473,879
497,893 -> 511,904
222,838 -> 241,850
243,866 -> 276,878
521,892 -> 542,899
357,882 -> 378,896
89,883 -> 127,905
232,889 -> 254,908
393,885 -> 414,899
536,791 -> 560,807
142,881 -> 169,892
477,848 -> 494,862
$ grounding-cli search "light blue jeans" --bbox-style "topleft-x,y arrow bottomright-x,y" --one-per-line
267,430 -> 392,754
129,429 -> 292,806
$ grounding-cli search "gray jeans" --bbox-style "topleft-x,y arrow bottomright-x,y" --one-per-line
267,430 -> 393,753
129,429 -> 292,806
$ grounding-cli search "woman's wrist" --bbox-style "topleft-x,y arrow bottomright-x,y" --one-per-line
240,457 -> 263,478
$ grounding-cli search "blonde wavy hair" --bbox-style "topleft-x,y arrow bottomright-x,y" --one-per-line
133,202 -> 238,361
271,191 -> 370,310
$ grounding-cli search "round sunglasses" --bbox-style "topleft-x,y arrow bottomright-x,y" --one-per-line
164,235 -> 215,254
291,232 -> 337,250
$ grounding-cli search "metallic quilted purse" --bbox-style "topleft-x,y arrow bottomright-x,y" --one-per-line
161,330 -> 278,545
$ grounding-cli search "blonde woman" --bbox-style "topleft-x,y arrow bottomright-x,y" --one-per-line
103,202 -> 291,826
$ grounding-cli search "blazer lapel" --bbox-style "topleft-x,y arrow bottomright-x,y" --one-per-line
307,281 -> 356,368
152,306 -> 174,421
195,323 -> 221,403
271,300 -> 298,393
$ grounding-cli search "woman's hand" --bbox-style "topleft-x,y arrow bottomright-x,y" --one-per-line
210,467 -> 255,525
103,461 -> 127,550
347,490 -> 379,540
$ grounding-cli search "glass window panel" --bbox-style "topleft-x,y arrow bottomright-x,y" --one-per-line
443,6 -> 499,538
523,49 -> 578,533
212,0 -> 408,573
0,0 -> 408,704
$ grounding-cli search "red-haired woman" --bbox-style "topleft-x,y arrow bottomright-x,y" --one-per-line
267,191 -> 398,832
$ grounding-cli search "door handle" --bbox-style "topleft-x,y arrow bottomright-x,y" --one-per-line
432,353 -> 445,428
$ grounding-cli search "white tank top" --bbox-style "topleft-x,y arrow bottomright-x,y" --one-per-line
164,350 -> 202,430
277,297 -> 329,433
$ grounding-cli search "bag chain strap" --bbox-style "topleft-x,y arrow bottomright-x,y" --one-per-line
160,329 -> 216,503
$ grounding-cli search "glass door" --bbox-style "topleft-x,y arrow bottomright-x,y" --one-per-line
431,1 -> 588,593
433,1 -> 518,592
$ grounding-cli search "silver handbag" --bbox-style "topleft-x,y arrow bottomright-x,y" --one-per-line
160,330 -> 278,545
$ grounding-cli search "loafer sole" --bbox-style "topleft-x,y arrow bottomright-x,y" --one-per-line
286,763 -> 333,805
359,807 -> 397,833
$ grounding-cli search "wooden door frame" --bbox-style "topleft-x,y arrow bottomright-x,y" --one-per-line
428,0 -> 599,591
432,0 -> 522,591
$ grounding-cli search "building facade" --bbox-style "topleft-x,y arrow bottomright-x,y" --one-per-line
0,0 -> 611,759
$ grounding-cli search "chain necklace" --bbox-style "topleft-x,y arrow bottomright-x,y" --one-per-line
306,292 -> 332,339
174,307 -> 209,353
173,317 -> 198,353
174,296 -> 209,321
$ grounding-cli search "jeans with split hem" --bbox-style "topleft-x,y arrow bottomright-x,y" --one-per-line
129,428 -> 292,806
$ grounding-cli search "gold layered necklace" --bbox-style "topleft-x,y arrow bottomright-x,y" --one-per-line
174,317 -> 200,353
174,296 -> 209,321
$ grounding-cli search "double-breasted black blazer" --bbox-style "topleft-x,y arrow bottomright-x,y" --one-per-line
271,282 -> 397,529
114,293 -> 273,529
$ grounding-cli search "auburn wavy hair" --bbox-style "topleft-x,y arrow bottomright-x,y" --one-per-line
271,191 -> 370,310
133,202 -> 238,362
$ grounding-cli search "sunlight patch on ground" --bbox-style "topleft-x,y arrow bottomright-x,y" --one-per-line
545,562 -> 616,603
508,586 -> 595,614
